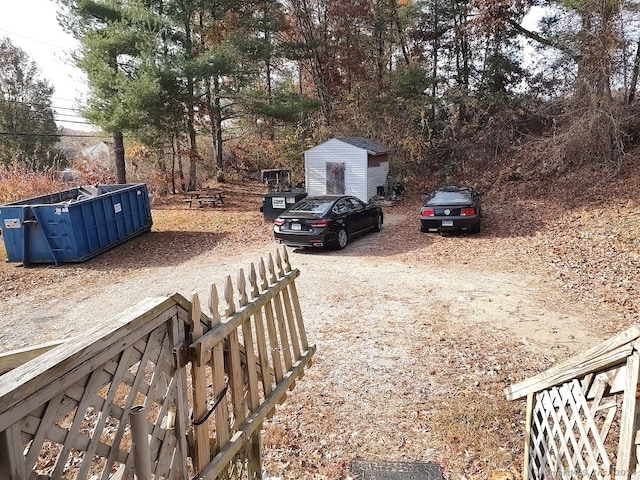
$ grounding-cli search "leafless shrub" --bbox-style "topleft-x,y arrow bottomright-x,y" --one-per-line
534,106 -> 626,178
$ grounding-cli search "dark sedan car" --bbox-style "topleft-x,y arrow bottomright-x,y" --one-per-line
420,186 -> 481,233
274,195 -> 383,249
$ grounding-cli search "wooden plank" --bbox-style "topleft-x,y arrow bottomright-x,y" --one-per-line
249,263 -> 274,397
237,271 -> 260,412
237,269 -> 262,480
605,365 -> 629,394
168,308 -> 191,479
189,293 -> 211,473
192,269 -> 301,356
267,256 -> 292,372
207,285 -> 230,457
0,296 -> 184,422
225,276 -> 247,429
76,345 -> 140,480
564,380 -> 610,473
275,250 -> 301,360
196,345 -> 316,480
505,327 -> 640,400
616,352 -> 640,479
523,393 -> 534,480
210,337 -> 230,455
103,323 -> 180,476
0,422 -> 26,480
288,276 -> 309,351
0,340 -> 67,375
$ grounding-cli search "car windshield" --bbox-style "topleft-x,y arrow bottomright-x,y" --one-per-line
289,198 -> 334,214
427,190 -> 472,205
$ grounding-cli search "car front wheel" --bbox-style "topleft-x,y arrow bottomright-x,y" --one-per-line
336,228 -> 348,249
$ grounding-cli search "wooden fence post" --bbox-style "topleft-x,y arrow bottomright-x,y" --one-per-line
616,352 -> 640,480
130,405 -> 153,480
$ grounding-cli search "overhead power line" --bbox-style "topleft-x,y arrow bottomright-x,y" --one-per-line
54,119 -> 96,126
0,28 -> 73,52
1,98 -> 96,126
5,98 -> 82,113
0,131 -> 103,138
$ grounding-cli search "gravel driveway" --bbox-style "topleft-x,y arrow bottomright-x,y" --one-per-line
0,186 -> 632,478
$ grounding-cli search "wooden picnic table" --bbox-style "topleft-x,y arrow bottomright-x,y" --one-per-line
183,189 -> 225,208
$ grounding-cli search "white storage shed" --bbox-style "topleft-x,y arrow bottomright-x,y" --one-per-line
304,137 -> 390,203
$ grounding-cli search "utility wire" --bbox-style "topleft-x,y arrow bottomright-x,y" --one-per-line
0,27 -> 74,52
0,131 -> 103,138
54,119 -> 96,126
2,98 -> 96,126
5,98 -> 82,112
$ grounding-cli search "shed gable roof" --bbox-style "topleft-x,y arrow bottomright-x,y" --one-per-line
337,137 -> 390,155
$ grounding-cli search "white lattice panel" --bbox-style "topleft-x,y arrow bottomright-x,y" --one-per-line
528,379 -> 614,479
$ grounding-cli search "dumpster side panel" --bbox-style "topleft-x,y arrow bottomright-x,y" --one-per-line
0,184 -> 153,265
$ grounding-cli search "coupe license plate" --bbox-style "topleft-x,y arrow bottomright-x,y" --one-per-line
442,220 -> 454,227
291,223 -> 302,231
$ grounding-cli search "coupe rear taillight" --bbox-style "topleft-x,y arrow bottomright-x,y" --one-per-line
274,218 -> 284,226
421,207 -> 435,217
461,207 -> 476,216
310,219 -> 330,227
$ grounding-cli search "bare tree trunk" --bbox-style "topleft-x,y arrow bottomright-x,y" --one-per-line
176,135 -> 185,191
170,135 -> 177,195
628,40 -> 640,104
113,131 -> 126,184
185,16 -> 198,191
206,76 -> 224,177
187,105 -> 198,191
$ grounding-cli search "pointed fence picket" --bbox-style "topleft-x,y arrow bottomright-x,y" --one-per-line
0,246 -> 315,480
189,248 -> 315,480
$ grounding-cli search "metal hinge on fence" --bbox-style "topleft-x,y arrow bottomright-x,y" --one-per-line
173,344 -> 189,368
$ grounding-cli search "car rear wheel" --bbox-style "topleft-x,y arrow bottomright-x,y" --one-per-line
336,228 -> 348,249
470,220 -> 481,234
420,221 -> 429,233
374,214 -> 382,232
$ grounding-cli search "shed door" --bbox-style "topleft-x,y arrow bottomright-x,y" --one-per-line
326,162 -> 345,195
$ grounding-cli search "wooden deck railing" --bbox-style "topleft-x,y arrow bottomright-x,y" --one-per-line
0,246 -> 315,480
506,326 -> 640,480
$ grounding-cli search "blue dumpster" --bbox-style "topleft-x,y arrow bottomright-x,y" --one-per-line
0,183 -> 153,266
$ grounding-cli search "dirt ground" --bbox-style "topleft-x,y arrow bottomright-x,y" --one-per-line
1,171 -> 639,479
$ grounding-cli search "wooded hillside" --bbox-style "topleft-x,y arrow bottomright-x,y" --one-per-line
3,0 -> 640,190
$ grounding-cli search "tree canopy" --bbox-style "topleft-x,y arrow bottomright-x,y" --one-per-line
0,37 -> 61,169
54,0 -> 640,186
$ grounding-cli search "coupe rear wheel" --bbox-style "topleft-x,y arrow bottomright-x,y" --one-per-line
336,228 -> 348,249
374,214 -> 383,232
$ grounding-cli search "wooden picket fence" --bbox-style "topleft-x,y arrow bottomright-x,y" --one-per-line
505,326 -> 640,480
0,246 -> 315,480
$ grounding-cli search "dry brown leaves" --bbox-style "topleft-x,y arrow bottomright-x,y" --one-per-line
1,165 -> 639,479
